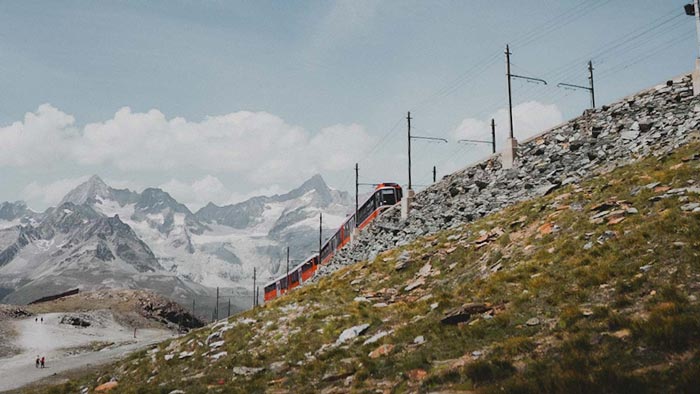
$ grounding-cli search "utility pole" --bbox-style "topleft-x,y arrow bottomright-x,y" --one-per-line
318,213 -> 322,263
588,61 -> 596,108
407,111 -> 412,190
557,61 -> 595,109
227,298 -> 231,317
286,246 -> 290,293
491,119 -> 497,154
403,112 -> 447,219
685,1 -> 700,95
215,287 -> 219,321
457,119 -> 496,154
432,166 -> 436,183
505,45 -> 514,140
252,267 -> 256,308
256,287 -> 259,305
503,44 -> 546,169
355,163 -> 359,228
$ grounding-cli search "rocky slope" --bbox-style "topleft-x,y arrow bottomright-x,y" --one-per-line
322,74 -> 698,279
23,138 -> 700,394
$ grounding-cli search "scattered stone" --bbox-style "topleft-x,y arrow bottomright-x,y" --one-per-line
607,216 -> 626,225
164,354 -> 174,361
441,303 -> 491,325
413,336 -> 426,345
269,361 -> 288,373
526,317 -> 540,326
95,382 -> 119,392
353,296 -> 370,303
681,203 -> 700,211
210,351 -> 227,361
612,329 -> 631,339
404,277 -> 425,292
178,351 -> 195,359
407,369 -> 428,382
368,344 -> 395,359
209,340 -> 225,349
59,314 -> 91,327
169,391 -> 185,394
232,366 -> 265,376
583,242 -> 593,250
335,323 -> 370,345
418,262 -> 432,277
363,330 -> 392,345
639,264 -> 653,272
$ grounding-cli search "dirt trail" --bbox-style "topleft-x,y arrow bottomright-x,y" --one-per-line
0,312 -> 173,392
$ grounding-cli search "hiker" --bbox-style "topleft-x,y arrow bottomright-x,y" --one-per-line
40,356 -> 45,368
35,317 -> 37,323
35,356 -> 39,368
40,317 -> 43,324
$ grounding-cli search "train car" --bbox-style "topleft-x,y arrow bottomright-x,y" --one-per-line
263,182 -> 402,302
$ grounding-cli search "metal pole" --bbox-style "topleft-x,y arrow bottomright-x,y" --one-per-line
490,119 -> 496,154
588,61 -> 596,108
227,298 -> 231,317
252,267 -> 256,308
318,213 -> 322,263
432,166 -> 436,183
215,287 -> 219,321
506,45 -> 514,140
355,163 -> 359,228
407,111 -> 412,190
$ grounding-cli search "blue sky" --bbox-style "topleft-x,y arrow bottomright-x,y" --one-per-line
0,0 -> 696,210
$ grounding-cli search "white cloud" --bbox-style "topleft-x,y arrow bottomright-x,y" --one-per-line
1,105 -> 375,190
0,104 -> 77,167
22,176 -> 90,210
452,101 -> 563,148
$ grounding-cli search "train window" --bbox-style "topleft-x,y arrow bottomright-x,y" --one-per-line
290,270 -> 300,283
264,284 -> 276,293
380,189 -> 397,205
357,197 -> 376,225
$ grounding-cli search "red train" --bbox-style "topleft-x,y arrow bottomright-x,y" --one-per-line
264,183 -> 403,302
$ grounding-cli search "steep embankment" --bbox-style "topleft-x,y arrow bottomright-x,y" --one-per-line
24,140 -> 700,393
323,74 -> 698,278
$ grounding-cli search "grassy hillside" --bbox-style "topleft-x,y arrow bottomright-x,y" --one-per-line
24,142 -> 700,393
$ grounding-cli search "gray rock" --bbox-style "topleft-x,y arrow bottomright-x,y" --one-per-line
335,323 -> 370,345
681,203 -> 700,211
232,366 -> 265,376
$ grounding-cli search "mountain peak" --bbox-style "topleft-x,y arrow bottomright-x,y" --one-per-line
284,174 -> 331,200
59,175 -> 112,206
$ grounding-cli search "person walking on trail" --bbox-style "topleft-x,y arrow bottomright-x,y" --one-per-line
40,317 -> 43,324
40,356 -> 45,368
35,356 -> 39,368
34,317 -> 37,323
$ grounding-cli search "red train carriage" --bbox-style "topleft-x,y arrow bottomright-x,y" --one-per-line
263,182 -> 402,302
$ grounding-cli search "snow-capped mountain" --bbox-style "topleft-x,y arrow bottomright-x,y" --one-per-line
0,174 -> 353,305
0,201 -> 209,305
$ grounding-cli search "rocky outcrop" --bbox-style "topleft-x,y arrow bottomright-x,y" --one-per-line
320,75 -> 699,277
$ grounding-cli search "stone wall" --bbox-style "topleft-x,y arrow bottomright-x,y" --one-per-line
316,74 -> 699,278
